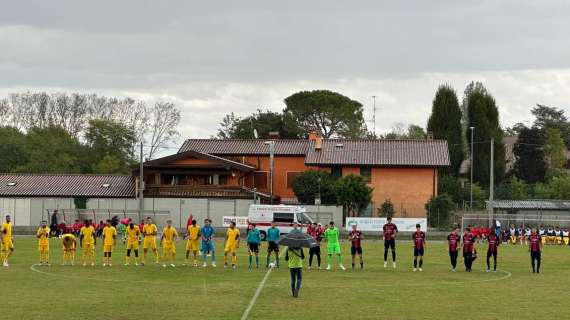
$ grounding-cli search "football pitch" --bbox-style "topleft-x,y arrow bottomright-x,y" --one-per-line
1,237 -> 570,320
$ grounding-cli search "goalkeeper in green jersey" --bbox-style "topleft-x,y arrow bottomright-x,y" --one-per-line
324,221 -> 345,271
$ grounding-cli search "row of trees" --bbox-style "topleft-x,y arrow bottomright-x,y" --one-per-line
0,92 -> 181,160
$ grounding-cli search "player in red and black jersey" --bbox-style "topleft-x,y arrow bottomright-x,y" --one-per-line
447,226 -> 461,272
462,227 -> 476,272
383,216 -> 398,268
529,228 -> 542,273
486,230 -> 500,272
307,223 -> 323,269
348,224 -> 364,270
412,224 -> 426,272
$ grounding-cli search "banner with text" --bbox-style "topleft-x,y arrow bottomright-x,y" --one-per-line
222,216 -> 249,228
345,217 -> 427,232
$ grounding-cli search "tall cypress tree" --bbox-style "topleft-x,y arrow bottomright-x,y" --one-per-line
513,126 -> 546,183
465,86 -> 506,188
427,85 -> 464,176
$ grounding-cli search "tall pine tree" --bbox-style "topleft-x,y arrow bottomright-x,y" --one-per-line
427,85 -> 464,176
465,86 -> 506,188
513,126 -> 546,183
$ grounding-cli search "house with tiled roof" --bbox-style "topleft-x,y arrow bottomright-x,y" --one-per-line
141,132 -> 450,218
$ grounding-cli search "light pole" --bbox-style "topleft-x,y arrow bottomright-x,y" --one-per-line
469,127 -> 475,213
264,140 -> 275,204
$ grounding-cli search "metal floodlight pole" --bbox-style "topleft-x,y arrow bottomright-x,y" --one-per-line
139,142 -> 144,220
488,138 -> 494,228
470,127 -> 475,213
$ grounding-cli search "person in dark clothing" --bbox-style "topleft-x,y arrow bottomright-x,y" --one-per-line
50,210 -> 59,236
447,226 -> 461,272
462,227 -> 476,272
486,231 -> 500,272
529,228 -> 542,273
285,247 -> 305,298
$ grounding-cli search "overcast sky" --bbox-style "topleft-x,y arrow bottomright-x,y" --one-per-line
1,0 -> 569,147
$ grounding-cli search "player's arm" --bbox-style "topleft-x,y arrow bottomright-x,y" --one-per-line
236,232 -> 240,248
394,225 -> 398,238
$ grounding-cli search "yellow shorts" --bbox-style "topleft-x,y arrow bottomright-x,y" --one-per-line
564,237 -> 569,245
186,240 -> 199,251
38,245 -> 49,252
127,241 -> 139,250
63,245 -> 75,252
103,245 -> 113,253
83,243 -> 95,254
144,237 -> 157,250
224,244 -> 237,253
163,243 -> 175,254
2,240 -> 14,250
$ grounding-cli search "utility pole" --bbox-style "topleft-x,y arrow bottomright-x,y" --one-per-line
371,95 -> 377,136
469,127 -> 475,213
488,138 -> 494,228
265,141 -> 275,204
139,142 -> 144,220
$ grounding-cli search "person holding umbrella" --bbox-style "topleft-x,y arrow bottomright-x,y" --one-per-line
277,230 -> 317,298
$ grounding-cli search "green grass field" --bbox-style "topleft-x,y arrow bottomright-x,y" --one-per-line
1,236 -> 570,320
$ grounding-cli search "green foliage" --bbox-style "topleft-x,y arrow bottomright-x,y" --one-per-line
0,126 -> 28,172
217,110 -> 302,139
427,85 -> 464,175
425,193 -> 455,228
284,90 -> 367,138
291,170 -> 337,205
73,197 -> 88,209
513,126 -> 546,183
532,104 -> 570,148
544,128 -> 566,179
495,177 -> 529,200
532,176 -> 570,200
379,199 -> 395,217
85,119 -> 137,174
437,175 -> 464,204
465,86 -> 506,187
19,126 -> 83,173
94,154 -> 123,174
334,174 -> 373,216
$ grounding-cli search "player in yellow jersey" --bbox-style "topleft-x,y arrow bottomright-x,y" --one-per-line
102,220 -> 117,266
36,220 -> 51,265
1,215 -> 14,267
161,220 -> 179,267
224,221 -> 240,269
142,217 -> 159,265
61,233 -> 77,266
124,222 -> 141,266
80,220 -> 97,266
184,219 -> 201,266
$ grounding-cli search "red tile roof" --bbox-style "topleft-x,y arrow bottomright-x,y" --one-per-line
0,174 -> 135,198
179,138 -> 450,167
179,139 -> 310,156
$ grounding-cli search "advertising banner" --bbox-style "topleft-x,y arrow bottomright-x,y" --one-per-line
345,217 -> 427,232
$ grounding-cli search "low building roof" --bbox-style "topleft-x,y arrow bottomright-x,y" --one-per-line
488,200 -> 570,210
179,139 -> 310,156
144,150 -> 256,171
0,174 -> 135,198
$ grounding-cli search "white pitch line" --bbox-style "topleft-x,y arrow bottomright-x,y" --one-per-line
240,250 -> 286,320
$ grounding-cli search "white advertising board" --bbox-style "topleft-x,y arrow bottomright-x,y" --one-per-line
222,216 -> 249,228
345,217 -> 427,232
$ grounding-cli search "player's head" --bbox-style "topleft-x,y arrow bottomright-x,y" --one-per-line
84,219 -> 89,225
106,219 -> 111,226
465,227 -> 470,233
351,224 -> 357,231
166,220 -> 172,227
40,220 -> 47,227
129,222 -> 134,229
416,224 -> 421,231
312,222 -> 317,228
230,221 -> 236,228
146,217 -> 152,224
251,223 -> 256,228
192,219 -> 197,226
387,216 -> 392,222
5,214 -> 11,222
271,221 -> 276,227
204,218 -> 210,226
531,227 -> 537,234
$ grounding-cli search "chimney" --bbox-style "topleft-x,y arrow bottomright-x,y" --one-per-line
308,130 -> 322,150
268,131 -> 280,139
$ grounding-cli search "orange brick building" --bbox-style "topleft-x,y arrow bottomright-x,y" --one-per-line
141,134 -> 449,218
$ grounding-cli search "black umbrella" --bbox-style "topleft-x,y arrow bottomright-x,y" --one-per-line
276,232 -> 318,248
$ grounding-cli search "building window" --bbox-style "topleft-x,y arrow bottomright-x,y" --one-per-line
360,167 -> 372,183
331,167 -> 342,179
286,171 -> 302,189
254,171 -> 268,190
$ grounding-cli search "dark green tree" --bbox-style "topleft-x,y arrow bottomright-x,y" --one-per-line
284,90 -> 367,138
84,119 -> 137,174
465,86 -> 506,187
20,126 -> 83,173
0,126 -> 28,172
513,126 -> 546,183
531,104 -> 570,148
217,110 -> 303,139
291,170 -> 337,205
544,128 -> 567,178
379,199 -> 395,217
334,174 -> 373,217
425,193 -> 455,228
427,85 -> 464,176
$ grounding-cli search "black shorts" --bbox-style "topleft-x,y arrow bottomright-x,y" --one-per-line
487,249 -> 497,257
384,239 -> 396,250
267,241 -> 279,252
351,246 -> 363,255
248,242 -> 259,253
414,248 -> 424,256
309,246 -> 320,255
